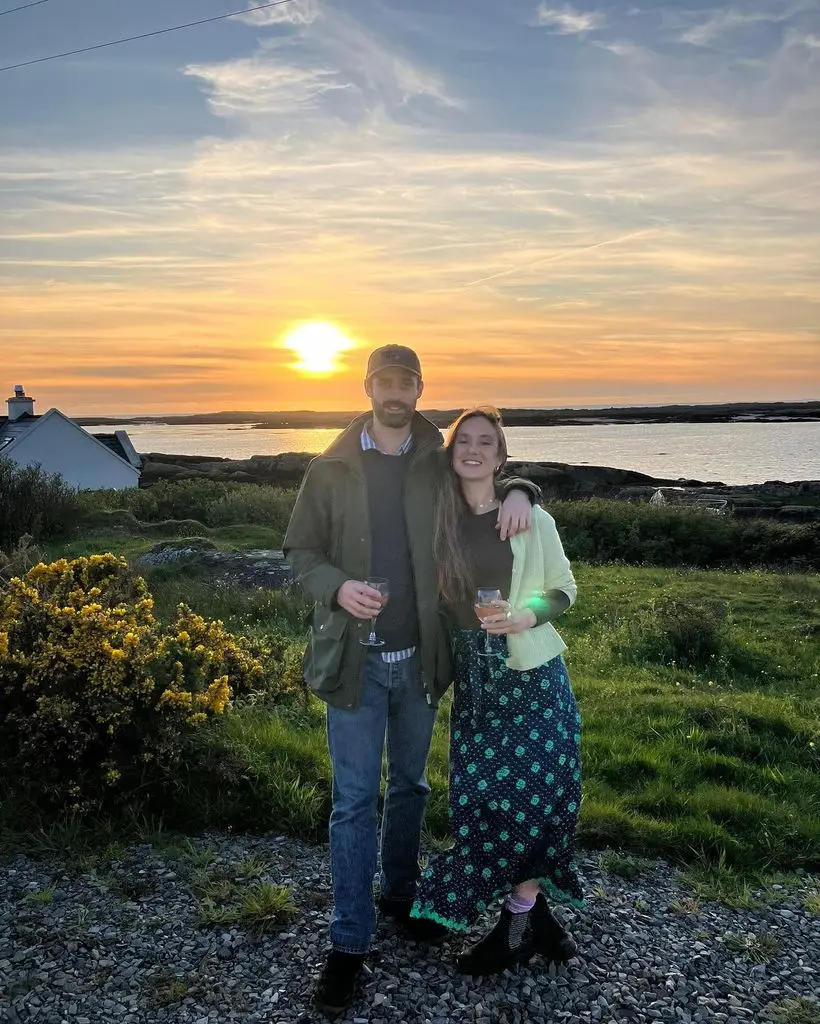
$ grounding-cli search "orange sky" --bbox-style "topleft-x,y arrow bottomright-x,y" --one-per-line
2,0 -> 819,415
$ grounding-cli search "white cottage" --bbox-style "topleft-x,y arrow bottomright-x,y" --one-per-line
0,386 -> 141,490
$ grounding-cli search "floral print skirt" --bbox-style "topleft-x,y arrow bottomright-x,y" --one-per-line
411,630 -> 584,932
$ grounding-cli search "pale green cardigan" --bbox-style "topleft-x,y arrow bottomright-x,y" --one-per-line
506,505 -> 577,671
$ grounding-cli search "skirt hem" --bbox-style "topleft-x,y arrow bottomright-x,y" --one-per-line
410,904 -> 471,933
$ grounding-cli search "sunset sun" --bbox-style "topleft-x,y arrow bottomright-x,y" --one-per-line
282,321 -> 355,376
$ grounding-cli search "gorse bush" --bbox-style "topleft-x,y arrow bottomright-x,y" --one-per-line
0,459 -> 82,550
0,554 -> 266,812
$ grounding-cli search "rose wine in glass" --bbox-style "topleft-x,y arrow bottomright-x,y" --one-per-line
475,587 -> 502,657
360,576 -> 389,647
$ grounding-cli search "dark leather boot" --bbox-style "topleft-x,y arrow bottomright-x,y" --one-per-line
313,950 -> 366,1016
530,893 -> 578,965
455,907 -> 534,975
378,896 -> 449,943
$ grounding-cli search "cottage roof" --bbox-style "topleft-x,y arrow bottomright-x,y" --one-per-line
0,409 -> 140,473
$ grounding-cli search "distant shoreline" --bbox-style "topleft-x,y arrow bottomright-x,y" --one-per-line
76,400 -> 820,429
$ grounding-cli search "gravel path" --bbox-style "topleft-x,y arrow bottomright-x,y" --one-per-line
2,833 -> 818,1024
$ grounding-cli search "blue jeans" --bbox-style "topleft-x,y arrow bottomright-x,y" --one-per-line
325,651 -> 437,953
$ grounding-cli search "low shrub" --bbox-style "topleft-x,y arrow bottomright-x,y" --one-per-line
207,485 -> 297,532
0,554 -> 266,812
551,499 -> 819,570
0,459 -> 82,549
80,480 -> 298,533
0,535 -> 45,590
612,597 -> 732,672
80,479 -> 231,524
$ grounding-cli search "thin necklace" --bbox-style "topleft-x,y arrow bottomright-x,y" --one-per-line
470,496 -> 498,512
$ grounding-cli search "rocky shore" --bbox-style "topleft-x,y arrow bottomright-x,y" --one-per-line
139,453 -> 820,521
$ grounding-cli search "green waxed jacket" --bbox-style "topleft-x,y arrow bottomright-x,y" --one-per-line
283,411 -> 449,710
283,411 -> 542,710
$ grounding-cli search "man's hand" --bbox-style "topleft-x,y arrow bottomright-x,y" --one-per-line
496,489 -> 533,540
481,600 -> 536,635
336,580 -> 384,620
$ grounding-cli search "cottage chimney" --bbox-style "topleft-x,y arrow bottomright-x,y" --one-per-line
7,385 -> 35,421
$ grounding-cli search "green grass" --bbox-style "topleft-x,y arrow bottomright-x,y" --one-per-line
197,881 -> 297,933
25,886 -> 55,904
41,523 -> 282,563
146,971 -> 194,1008
680,857 -> 769,909
165,562 -> 817,873
3,540 -> 819,877
763,999 -> 820,1024
597,851 -> 655,878
803,891 -> 820,915
668,897 -> 701,915
724,931 -> 781,963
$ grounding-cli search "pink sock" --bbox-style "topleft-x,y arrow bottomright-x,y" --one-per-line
506,892 -> 536,915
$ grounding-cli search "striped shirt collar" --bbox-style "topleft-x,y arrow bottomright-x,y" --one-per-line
360,422 -> 414,456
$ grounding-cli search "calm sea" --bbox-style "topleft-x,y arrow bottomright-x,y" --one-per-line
81,421 -> 820,486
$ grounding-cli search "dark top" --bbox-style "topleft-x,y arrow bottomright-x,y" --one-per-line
361,449 -> 420,652
449,509 -> 514,628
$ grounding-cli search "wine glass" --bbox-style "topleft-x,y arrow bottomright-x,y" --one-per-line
474,587 -> 502,658
360,576 -> 389,647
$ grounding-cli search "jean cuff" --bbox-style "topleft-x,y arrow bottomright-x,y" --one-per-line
331,943 -> 371,955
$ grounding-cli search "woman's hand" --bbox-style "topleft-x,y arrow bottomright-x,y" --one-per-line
496,490 -> 532,540
481,601 -> 537,635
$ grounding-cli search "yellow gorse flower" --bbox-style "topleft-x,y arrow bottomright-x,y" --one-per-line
0,555 -> 261,811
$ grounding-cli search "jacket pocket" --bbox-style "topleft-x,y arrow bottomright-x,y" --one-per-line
301,607 -> 349,694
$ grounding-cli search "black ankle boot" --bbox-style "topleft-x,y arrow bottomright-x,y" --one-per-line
313,950 -> 366,1016
378,896 -> 449,943
456,907 -> 534,976
531,893 -> 578,965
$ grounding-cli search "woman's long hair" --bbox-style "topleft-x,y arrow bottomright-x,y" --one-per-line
434,406 -> 508,606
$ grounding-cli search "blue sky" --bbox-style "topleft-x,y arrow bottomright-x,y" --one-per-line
1,0 -> 818,414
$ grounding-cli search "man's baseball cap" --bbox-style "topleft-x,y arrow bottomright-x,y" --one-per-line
365,345 -> 422,380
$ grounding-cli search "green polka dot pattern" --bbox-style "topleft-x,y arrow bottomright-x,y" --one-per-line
411,634 -> 583,932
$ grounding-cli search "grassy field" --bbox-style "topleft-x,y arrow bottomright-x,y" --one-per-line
29,543 -> 819,875
4,485 -> 818,879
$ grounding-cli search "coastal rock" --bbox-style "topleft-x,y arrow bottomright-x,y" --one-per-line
777,505 -> 820,522
139,452 -> 820,514
136,547 -> 293,589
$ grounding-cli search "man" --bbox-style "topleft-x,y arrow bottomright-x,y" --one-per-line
283,345 -> 538,1015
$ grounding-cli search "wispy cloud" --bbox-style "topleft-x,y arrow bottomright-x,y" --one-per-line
1,0 -> 818,413
184,61 -> 349,116
186,6 -> 460,127
534,3 -> 604,35
238,0 -> 321,26
678,2 -> 814,47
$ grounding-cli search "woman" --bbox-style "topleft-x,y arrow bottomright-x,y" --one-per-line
410,406 -> 583,975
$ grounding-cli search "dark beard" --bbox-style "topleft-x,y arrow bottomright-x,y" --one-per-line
373,400 -> 415,429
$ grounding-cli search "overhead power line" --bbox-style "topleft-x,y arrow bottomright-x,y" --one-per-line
0,0 -> 295,71
0,0 -> 50,16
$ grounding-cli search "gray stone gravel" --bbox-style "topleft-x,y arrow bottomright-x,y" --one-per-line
1,833 -> 818,1024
